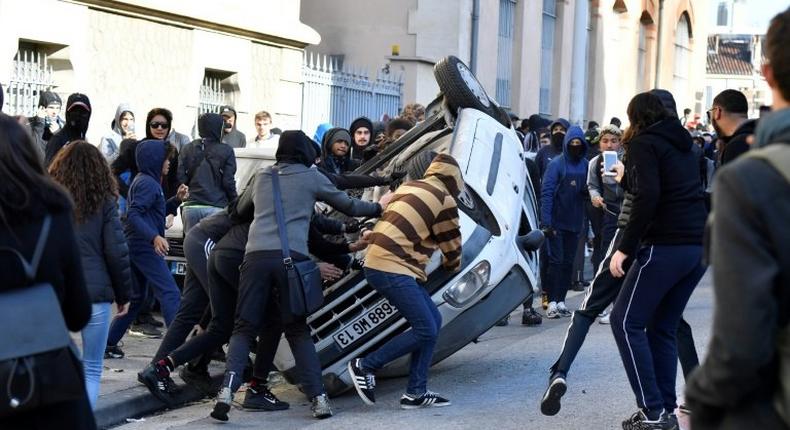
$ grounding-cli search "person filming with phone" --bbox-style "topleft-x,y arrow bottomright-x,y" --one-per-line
587,124 -> 625,253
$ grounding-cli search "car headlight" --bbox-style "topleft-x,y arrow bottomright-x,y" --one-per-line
443,260 -> 491,308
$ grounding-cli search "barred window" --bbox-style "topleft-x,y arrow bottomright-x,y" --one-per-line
6,42 -> 56,117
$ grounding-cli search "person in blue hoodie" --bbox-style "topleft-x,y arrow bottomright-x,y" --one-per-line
540,125 -> 589,319
105,139 -> 183,358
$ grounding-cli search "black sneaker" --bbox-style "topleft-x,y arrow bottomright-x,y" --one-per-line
137,313 -> 164,328
571,281 -> 586,292
540,373 -> 567,416
211,387 -> 233,422
138,363 -> 179,406
347,358 -> 376,405
104,344 -> 125,359
179,365 -> 216,398
242,383 -> 289,411
129,323 -> 163,338
400,391 -> 451,409
522,308 -> 543,326
622,410 -> 678,430
311,393 -> 333,419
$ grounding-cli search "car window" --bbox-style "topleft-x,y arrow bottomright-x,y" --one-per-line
235,156 -> 275,193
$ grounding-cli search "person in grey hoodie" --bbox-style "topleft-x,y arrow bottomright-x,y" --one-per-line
99,103 -> 135,162
211,130 -> 389,422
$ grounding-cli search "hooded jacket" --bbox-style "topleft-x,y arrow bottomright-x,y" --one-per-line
144,108 -> 182,200
319,127 -> 360,174
365,153 -> 464,281
245,130 -> 381,257
535,118 -> 570,178
617,118 -> 707,255
540,126 -> 589,233
219,105 -> 247,149
349,116 -> 375,161
178,113 -> 237,208
125,139 -> 168,245
45,93 -> 91,166
99,103 -> 134,162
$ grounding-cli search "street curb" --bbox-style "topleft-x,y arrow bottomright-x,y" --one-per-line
94,374 -> 223,429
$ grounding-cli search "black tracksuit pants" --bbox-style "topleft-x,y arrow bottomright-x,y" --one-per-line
550,229 -> 700,379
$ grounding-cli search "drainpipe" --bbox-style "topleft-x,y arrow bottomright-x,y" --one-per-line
471,0 -> 480,74
654,0 -> 665,88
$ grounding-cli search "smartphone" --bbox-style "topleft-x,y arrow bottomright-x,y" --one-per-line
603,151 -> 618,176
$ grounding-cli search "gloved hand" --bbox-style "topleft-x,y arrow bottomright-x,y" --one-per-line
540,225 -> 556,239
343,219 -> 361,233
389,170 -> 407,181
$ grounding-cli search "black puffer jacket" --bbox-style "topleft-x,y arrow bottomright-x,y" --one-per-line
618,118 -> 707,255
75,199 -> 132,304
178,113 -> 237,207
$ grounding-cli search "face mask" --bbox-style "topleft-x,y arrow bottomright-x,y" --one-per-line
67,109 -> 91,137
551,133 -> 565,150
567,144 -> 584,160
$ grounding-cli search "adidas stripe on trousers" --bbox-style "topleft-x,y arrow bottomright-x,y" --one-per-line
610,244 -> 705,414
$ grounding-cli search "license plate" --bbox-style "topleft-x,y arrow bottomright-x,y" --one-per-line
170,261 -> 187,276
333,300 -> 397,349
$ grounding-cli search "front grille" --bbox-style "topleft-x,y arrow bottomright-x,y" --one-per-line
167,237 -> 185,258
307,275 -> 384,344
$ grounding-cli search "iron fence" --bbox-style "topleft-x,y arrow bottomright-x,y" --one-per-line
6,48 -> 55,117
199,75 -> 226,115
301,52 -> 402,138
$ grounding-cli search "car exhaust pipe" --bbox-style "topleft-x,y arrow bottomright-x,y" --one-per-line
517,229 -> 545,252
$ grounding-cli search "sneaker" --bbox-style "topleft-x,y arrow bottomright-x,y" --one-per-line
138,363 -> 179,406
495,316 -> 510,326
622,409 -> 678,430
599,313 -> 611,324
310,393 -> 333,419
541,293 -> 549,310
136,313 -> 164,328
571,281 -> 586,292
104,344 -> 125,359
557,302 -> 572,317
179,365 -> 216,398
400,391 -> 451,409
242,382 -> 289,411
347,358 -> 376,405
540,373 -> 567,416
128,323 -> 163,338
521,308 -> 543,326
546,302 -> 560,319
211,386 -> 233,422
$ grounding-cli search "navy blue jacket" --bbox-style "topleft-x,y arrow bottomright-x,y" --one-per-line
540,126 -> 589,233
125,139 -> 168,245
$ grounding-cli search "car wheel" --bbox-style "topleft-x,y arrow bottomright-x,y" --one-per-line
434,56 -> 505,126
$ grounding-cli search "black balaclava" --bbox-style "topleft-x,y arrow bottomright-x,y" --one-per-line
277,130 -> 317,167
551,132 -> 565,151
65,93 -> 91,139
567,141 -> 585,161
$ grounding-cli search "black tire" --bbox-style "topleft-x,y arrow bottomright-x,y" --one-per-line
434,56 -> 500,122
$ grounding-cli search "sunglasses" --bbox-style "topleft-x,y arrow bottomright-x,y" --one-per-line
705,107 -> 719,122
149,122 -> 170,129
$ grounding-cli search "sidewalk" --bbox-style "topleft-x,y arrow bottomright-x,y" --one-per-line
76,330 -> 225,429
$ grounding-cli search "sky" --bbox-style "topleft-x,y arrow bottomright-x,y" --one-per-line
712,0 -> 790,33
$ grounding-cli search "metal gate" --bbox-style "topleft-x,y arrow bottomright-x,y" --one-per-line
301,52 -> 402,138
6,47 -> 55,117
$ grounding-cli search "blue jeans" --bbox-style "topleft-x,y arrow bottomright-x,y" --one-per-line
361,268 -> 442,395
181,205 -> 222,234
80,302 -> 112,408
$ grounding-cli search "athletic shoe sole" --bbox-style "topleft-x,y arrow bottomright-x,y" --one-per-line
540,377 -> 567,416
347,360 -> 375,406
400,400 -> 452,409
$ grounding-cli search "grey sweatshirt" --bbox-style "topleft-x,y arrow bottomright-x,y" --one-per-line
246,163 -> 382,256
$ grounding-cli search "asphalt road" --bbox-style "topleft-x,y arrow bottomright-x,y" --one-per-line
115,272 -> 713,430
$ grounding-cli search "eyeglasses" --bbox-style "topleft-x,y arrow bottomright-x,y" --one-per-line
149,122 -> 170,129
705,107 -> 719,122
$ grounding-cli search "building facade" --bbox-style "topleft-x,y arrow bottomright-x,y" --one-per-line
301,0 -> 710,126
0,0 -> 319,144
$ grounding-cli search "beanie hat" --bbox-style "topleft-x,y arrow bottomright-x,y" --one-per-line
38,90 -> 62,108
349,116 -> 373,136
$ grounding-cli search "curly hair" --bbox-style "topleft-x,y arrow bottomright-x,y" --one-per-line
48,140 -> 118,223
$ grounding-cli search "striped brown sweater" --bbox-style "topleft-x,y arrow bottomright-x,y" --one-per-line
364,154 -> 463,281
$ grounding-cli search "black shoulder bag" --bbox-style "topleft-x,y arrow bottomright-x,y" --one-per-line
0,216 -> 85,417
270,167 -> 324,319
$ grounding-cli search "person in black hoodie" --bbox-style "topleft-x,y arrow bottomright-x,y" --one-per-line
219,105 -> 246,149
609,92 -> 707,429
349,116 -> 377,162
48,141 -> 132,408
44,93 -> 91,166
708,89 -> 756,166
178,113 -> 237,233
0,114 -> 94,429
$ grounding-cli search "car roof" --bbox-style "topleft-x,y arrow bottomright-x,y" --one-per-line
233,146 -> 277,160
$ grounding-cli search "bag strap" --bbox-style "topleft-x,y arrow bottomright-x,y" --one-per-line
0,215 -> 51,282
270,167 -> 293,267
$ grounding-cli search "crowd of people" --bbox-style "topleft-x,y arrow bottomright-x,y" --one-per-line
0,7 -> 788,430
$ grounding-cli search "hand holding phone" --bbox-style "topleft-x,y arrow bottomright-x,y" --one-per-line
603,151 -> 618,176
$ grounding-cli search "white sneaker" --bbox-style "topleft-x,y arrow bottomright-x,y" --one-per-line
546,302 -> 560,319
556,302 -> 572,317
599,313 -> 611,324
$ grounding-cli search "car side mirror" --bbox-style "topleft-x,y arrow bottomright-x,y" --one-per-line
517,229 -> 544,252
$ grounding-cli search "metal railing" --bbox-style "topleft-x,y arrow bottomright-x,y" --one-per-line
301,52 -> 402,138
6,49 -> 55,117
198,75 -> 226,115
